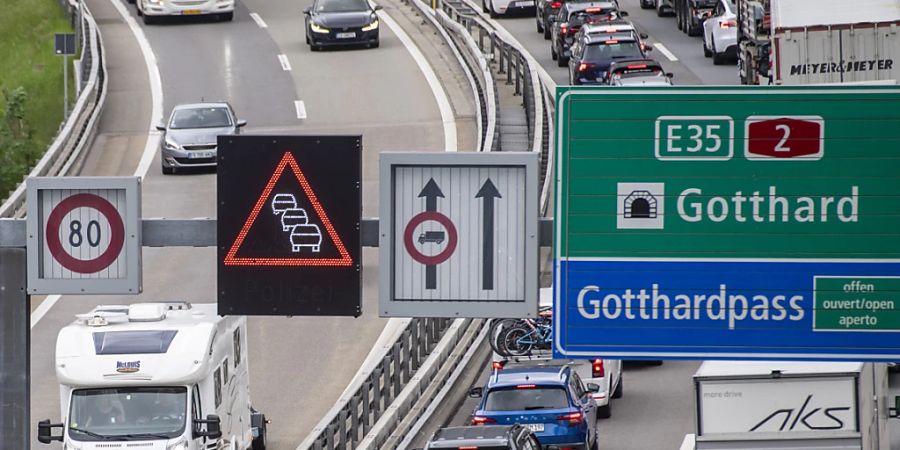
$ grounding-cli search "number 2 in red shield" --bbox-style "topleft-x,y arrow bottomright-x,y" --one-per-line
744,116 -> 824,160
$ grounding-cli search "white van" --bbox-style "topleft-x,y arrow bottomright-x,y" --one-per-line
37,302 -> 267,450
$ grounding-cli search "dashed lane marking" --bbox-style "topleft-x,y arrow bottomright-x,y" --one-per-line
249,12 -> 268,28
278,54 -> 292,71
295,100 -> 307,119
654,42 -> 679,62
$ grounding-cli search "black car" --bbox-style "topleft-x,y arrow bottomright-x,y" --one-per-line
567,33 -> 649,84
424,425 -> 541,450
551,1 -> 624,66
304,0 -> 381,51
536,0 -> 564,39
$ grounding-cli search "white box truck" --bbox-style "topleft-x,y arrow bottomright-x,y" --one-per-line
692,361 -> 893,450
37,302 -> 268,450
738,0 -> 900,85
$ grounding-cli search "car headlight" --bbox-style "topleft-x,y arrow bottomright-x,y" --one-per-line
310,22 -> 329,33
361,19 -> 379,31
167,440 -> 188,450
164,138 -> 180,151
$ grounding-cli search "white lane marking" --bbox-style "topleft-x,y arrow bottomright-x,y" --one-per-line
31,295 -> 61,329
249,12 -> 268,28
278,54 -> 292,71
680,434 -> 695,450
654,42 -> 679,62
295,100 -> 307,119
376,9 -> 458,152
32,0 -> 165,330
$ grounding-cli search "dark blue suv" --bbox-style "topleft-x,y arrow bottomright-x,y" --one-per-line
469,366 -> 599,450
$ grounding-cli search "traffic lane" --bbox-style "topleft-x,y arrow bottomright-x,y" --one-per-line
443,360 -> 699,449
216,0 -> 449,444
619,0 -> 737,85
488,12 -> 704,86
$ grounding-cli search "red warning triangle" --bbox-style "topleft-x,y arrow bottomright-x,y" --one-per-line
223,152 -> 353,267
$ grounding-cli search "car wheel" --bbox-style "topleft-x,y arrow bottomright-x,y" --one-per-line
712,40 -> 725,65
640,0 -> 651,9
557,50 -> 567,66
162,164 -> 175,175
612,376 -> 623,399
703,35 -> 712,57
657,5 -> 666,17
489,3 -> 499,18
688,20 -> 701,36
597,402 -> 611,419
252,414 -> 267,450
551,42 -> 558,60
370,40 -> 380,48
220,11 -> 233,21
136,1 -> 143,15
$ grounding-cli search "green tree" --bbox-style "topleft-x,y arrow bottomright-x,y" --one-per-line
0,86 -> 37,200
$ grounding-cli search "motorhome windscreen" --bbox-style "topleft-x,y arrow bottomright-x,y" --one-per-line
68,387 -> 187,441
93,330 -> 178,355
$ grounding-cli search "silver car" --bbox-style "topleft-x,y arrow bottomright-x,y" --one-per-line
156,102 -> 246,174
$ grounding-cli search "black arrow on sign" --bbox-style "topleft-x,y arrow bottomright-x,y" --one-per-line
419,178 -> 444,290
475,178 -> 501,290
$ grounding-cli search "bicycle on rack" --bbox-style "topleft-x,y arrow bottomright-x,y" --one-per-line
489,306 -> 553,357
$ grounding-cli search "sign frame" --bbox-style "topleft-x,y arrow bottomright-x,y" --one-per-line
26,176 -> 142,294
379,152 -> 539,318
217,135 -> 362,317
553,86 -> 900,361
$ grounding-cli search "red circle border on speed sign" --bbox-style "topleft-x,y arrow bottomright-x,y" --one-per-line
403,211 -> 458,266
45,193 -> 126,274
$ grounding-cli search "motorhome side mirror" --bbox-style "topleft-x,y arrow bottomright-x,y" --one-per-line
37,420 -> 64,444
468,387 -> 484,398
236,119 -> 247,128
155,122 -> 167,131
194,414 -> 223,439
586,383 -> 601,393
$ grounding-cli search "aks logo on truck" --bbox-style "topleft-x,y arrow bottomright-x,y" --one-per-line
745,116 -> 824,160
749,394 -> 851,432
115,360 -> 141,373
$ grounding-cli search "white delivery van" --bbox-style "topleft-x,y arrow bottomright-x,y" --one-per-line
770,0 -> 900,85
37,302 -> 267,450
692,361 -> 892,450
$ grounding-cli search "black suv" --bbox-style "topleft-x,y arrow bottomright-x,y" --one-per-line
550,1 -> 624,66
424,425 -> 541,450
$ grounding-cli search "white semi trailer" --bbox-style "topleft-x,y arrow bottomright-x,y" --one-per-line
37,302 -> 267,450
692,361 -> 896,450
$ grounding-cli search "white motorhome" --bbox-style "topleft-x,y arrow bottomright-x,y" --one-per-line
692,361 -> 893,450
37,302 -> 267,450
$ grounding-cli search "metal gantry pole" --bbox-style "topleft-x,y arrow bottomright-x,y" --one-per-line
0,248 -> 30,448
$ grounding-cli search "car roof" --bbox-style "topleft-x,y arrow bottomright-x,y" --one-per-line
432,425 -> 514,442
582,21 -> 635,33
172,102 -> 231,111
489,366 -> 568,387
566,1 -> 617,11
616,77 -> 672,86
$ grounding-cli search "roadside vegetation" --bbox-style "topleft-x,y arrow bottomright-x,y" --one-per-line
0,0 -> 75,203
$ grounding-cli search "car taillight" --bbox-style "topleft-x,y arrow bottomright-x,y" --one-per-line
550,1 -> 561,7
592,359 -> 605,378
516,384 -> 537,389
492,361 -> 505,370
472,416 -> 496,425
560,24 -> 568,33
720,19 -> 736,28
459,447 -> 478,450
557,411 -> 584,424
578,63 -> 593,72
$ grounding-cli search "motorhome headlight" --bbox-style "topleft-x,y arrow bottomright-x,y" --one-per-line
167,440 -> 188,450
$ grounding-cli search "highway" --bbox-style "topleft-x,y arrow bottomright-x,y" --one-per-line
28,0 -> 475,448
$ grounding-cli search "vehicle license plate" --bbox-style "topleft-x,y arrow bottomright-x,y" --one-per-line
517,1 -> 534,6
524,423 -> 544,432
336,32 -> 356,39
189,152 -> 212,159
182,9 -> 202,15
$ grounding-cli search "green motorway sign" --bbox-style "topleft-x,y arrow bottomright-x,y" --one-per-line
552,86 -> 900,361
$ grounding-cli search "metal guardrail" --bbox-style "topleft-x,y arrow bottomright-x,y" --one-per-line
0,0 -> 107,218
297,318 -> 452,450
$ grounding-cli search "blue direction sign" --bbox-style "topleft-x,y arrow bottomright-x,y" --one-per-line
553,86 -> 900,361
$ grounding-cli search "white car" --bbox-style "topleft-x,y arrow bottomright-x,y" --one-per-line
702,0 -> 737,65
136,0 -> 234,24
482,0 -> 535,18
490,288 -> 623,419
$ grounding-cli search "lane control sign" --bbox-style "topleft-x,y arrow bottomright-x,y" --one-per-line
554,86 -> 900,362
379,152 -> 539,318
218,135 -> 362,317
26,177 -> 142,294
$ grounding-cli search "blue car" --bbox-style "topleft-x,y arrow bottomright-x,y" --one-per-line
469,366 -> 599,450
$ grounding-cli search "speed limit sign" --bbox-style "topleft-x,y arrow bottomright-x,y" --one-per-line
26,177 -> 141,294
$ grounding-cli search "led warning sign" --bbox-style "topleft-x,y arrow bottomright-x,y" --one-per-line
217,135 -> 362,317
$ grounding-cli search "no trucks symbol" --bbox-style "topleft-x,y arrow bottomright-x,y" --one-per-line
403,179 -> 458,289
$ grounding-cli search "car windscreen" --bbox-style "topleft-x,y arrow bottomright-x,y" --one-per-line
68,387 -> 187,441
484,386 -> 569,411
169,107 -> 232,129
583,41 -> 643,62
317,0 -> 369,12
569,7 -> 616,24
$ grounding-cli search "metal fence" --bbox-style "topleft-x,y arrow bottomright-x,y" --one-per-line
0,0 -> 107,218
